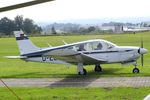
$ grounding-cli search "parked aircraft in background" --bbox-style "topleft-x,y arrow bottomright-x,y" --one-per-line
6,30 -> 148,75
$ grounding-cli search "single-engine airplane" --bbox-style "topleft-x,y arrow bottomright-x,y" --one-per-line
6,30 -> 148,75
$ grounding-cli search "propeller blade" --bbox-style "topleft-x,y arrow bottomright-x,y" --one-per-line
141,38 -> 144,66
141,38 -> 143,48
141,54 -> 144,66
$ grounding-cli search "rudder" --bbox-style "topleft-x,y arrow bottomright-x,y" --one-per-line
14,30 -> 40,55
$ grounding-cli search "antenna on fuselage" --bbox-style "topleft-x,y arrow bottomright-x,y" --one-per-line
47,43 -> 52,47
62,40 -> 68,45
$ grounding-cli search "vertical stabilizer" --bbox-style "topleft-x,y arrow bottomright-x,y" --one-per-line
14,30 -> 40,55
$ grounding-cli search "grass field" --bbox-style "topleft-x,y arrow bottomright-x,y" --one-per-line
1,32 -> 150,100
0,87 -> 150,100
0,32 -> 150,78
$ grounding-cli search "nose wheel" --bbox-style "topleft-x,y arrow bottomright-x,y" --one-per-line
77,63 -> 87,75
132,63 -> 140,73
132,68 -> 140,73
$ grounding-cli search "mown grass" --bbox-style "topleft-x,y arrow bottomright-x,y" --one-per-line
0,87 -> 149,100
1,32 -> 150,100
0,32 -> 150,78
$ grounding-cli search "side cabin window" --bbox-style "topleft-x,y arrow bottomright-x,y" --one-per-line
87,42 -> 103,51
64,44 -> 87,51
76,44 -> 87,51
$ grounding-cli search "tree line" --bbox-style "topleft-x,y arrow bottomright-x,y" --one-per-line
0,15 -> 42,36
43,23 -> 98,34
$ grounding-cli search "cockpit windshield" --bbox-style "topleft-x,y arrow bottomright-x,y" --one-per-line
104,41 -> 116,49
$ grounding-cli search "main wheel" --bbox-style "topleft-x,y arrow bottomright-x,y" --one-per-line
132,68 -> 140,73
78,68 -> 87,75
94,65 -> 102,72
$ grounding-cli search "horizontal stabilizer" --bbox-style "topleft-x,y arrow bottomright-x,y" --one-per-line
4,56 -> 27,59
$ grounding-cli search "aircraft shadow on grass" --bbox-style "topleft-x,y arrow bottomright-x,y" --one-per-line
0,68 -> 145,87
47,68 -> 125,87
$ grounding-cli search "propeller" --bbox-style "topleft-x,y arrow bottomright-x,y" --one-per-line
141,39 -> 144,66
137,38 -> 147,67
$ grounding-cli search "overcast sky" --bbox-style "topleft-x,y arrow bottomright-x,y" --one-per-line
0,0 -> 150,24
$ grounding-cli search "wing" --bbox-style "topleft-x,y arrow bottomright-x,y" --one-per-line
80,53 -> 107,65
44,49 -> 79,64
45,49 -> 107,65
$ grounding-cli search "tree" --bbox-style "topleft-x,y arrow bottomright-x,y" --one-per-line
51,26 -> 57,35
23,18 -> 42,34
0,17 -> 15,35
14,15 -> 24,30
88,26 -> 95,32
23,18 -> 34,34
78,27 -> 86,33
33,25 -> 42,33
0,15 -> 42,36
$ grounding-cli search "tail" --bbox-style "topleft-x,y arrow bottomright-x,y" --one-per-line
14,30 -> 40,55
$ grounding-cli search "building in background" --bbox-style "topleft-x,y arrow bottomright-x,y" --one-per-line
114,25 -> 124,33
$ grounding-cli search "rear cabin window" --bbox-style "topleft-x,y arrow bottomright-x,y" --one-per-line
76,44 -> 87,51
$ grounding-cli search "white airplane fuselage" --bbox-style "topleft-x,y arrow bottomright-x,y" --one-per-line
21,40 -> 146,65
11,31 -> 148,75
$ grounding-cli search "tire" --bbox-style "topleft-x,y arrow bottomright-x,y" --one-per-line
78,68 -> 87,75
132,68 -> 140,73
94,65 -> 102,72
83,68 -> 87,75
